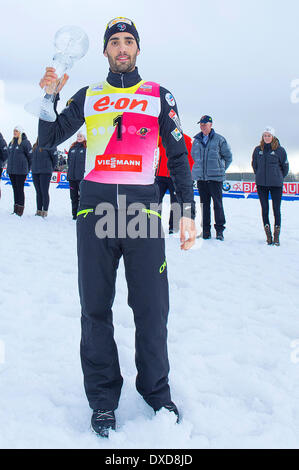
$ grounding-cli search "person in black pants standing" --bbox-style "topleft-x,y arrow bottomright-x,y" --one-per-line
32,139 -> 58,217
191,116 -> 232,240
38,17 -> 196,438
252,126 -> 289,246
67,132 -> 86,219
0,132 -> 8,200
7,126 -> 32,216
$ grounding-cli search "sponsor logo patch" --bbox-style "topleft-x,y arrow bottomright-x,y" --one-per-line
117,23 -> 126,31
168,109 -> 182,130
93,95 -> 149,113
165,93 -> 175,106
171,128 -> 183,142
136,127 -> 151,137
95,154 -> 142,172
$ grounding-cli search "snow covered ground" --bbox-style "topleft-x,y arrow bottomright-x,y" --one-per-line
0,181 -> 299,449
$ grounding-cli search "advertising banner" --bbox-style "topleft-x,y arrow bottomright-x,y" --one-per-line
1,170 -> 299,200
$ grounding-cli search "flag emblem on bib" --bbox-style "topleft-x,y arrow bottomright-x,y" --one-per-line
139,84 -> 153,92
165,93 -> 175,106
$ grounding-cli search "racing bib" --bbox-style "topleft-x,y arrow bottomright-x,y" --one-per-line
84,80 -> 161,185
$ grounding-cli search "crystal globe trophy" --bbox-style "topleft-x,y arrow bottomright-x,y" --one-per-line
25,25 -> 89,122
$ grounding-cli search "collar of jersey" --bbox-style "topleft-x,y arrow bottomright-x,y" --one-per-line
106,67 -> 142,88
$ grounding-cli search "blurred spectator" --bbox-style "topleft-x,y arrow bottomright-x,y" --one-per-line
7,126 -> 32,216
252,126 -> 289,246
155,134 -> 193,234
32,139 -> 58,217
0,132 -> 8,200
66,132 -> 87,219
191,116 -> 232,241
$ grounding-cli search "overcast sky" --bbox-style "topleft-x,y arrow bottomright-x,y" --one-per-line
1,0 -> 299,171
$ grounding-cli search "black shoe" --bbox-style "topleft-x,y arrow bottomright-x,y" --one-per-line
155,402 -> 180,423
216,232 -> 224,241
202,231 -> 211,240
91,410 -> 116,438
72,215 -> 77,220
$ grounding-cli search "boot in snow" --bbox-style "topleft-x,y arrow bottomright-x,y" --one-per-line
91,410 -> 116,438
41,210 -> 48,218
16,205 -> 24,217
216,231 -> 224,241
155,401 -> 180,423
264,224 -> 273,245
35,210 -> 43,216
202,231 -> 211,239
273,225 -> 280,246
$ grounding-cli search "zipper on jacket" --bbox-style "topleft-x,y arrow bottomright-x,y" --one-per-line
204,147 -> 208,180
116,74 -> 124,206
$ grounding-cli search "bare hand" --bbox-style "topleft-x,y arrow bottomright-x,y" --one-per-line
39,67 -> 69,94
180,217 -> 197,250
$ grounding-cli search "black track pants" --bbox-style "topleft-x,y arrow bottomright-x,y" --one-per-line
257,185 -> 283,226
197,180 -> 226,233
69,180 -> 81,217
32,173 -> 51,211
9,174 -> 27,206
77,208 -> 171,411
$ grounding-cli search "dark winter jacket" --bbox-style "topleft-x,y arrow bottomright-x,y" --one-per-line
252,142 -> 289,187
7,133 -> 32,175
191,129 -> 232,182
67,142 -> 86,181
31,145 -> 58,174
38,67 -> 195,219
0,132 -> 8,168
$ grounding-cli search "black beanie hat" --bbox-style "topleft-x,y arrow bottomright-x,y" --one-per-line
103,17 -> 140,52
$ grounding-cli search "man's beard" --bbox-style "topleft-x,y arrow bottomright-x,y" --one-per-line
107,51 -> 138,74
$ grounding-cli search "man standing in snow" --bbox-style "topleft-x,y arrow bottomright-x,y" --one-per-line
38,17 -> 196,438
191,116 -> 232,241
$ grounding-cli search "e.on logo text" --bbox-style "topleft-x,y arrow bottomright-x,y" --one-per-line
93,95 -> 148,113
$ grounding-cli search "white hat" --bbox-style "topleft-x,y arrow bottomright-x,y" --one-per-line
263,126 -> 275,136
77,131 -> 86,139
14,125 -> 23,133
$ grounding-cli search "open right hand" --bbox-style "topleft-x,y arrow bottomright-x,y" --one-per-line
39,67 -> 69,94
